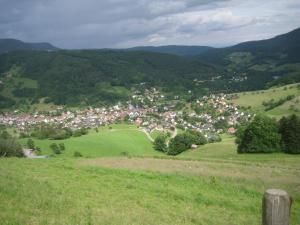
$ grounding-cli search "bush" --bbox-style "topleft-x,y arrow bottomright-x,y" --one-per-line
236,115 -> 281,153
167,132 -> 194,155
187,130 -> 207,145
73,128 -> 89,137
73,151 -> 83,157
208,133 -> 222,143
50,143 -> 61,154
59,143 -> 65,151
153,134 -> 167,152
0,131 -> 24,157
27,138 -> 35,149
279,115 -> 300,154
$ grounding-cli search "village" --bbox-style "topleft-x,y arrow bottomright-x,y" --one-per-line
0,88 -> 252,137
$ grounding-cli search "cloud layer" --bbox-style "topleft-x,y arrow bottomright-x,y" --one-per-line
0,0 -> 299,48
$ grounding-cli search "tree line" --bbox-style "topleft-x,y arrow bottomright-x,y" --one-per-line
236,114 -> 300,154
154,130 -> 221,155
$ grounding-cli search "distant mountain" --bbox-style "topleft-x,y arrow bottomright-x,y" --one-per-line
126,45 -> 214,56
0,38 -> 58,54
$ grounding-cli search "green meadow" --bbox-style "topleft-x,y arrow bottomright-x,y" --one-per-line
228,83 -> 300,118
19,124 -> 160,157
0,125 -> 299,224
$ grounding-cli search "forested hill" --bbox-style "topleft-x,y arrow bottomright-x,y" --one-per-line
194,27 -> 300,85
0,50 -> 229,108
126,45 -> 214,56
1,28 -> 299,109
0,39 -> 58,54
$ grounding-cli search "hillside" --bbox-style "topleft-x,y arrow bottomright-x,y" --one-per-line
0,28 -> 299,109
126,45 -> 214,56
1,133 -> 300,224
195,27 -> 300,86
0,50 -> 230,109
0,38 -> 58,54
228,83 -> 300,118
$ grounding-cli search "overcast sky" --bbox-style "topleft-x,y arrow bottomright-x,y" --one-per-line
0,0 -> 299,49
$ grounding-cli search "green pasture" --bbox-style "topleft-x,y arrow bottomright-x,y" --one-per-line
228,83 -> 300,118
179,134 -> 300,168
1,125 -> 299,224
19,124 -> 160,157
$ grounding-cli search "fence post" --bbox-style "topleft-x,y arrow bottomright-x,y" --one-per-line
262,189 -> 292,225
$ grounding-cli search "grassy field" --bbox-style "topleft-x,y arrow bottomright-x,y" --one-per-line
0,129 -> 298,224
19,124 -> 160,158
0,151 -> 299,225
228,83 -> 300,118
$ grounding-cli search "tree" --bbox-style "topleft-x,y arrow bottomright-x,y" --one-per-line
279,114 -> 300,154
187,130 -> 207,145
237,115 -> 281,153
153,134 -> 167,152
27,138 -> 35,149
167,132 -> 194,155
50,143 -> 61,154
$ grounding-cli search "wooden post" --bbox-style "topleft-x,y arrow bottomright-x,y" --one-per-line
262,189 -> 292,225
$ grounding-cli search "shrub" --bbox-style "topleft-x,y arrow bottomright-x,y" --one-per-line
208,133 -> 222,143
153,134 -> 167,152
50,143 -> 61,154
187,130 -> 207,145
27,138 -> 35,149
73,151 -> 83,157
59,143 -> 65,151
237,115 -> 281,153
279,115 -> 300,154
167,132 -> 194,155
0,131 -> 24,157
73,128 -> 89,137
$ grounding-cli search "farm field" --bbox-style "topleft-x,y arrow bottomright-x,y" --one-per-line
228,83 -> 300,118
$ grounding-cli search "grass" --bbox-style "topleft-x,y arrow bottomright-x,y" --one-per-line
228,83 -> 300,118
0,130 -> 299,224
19,124 -> 161,158
150,130 -> 163,139
0,154 -> 299,225
179,134 -> 300,168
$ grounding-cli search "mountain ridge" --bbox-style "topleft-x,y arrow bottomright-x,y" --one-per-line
0,38 -> 58,54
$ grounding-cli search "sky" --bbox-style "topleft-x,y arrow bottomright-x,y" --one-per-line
0,0 -> 300,49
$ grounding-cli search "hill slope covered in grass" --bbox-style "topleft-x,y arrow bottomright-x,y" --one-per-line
228,83 -> 300,118
1,138 -> 300,225
19,124 -> 159,157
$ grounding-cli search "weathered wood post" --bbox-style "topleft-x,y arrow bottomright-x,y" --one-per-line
262,189 -> 292,225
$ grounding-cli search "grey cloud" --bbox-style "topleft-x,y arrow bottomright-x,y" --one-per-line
0,0 -> 299,48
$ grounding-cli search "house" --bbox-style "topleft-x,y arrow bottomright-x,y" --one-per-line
227,127 -> 236,134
